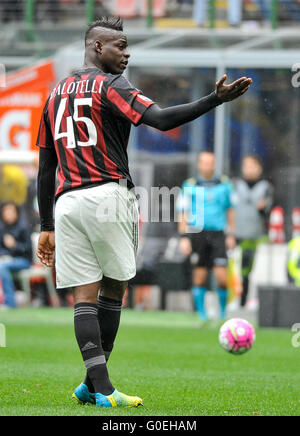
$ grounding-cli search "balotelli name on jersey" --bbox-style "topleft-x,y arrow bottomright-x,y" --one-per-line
37,67 -> 154,199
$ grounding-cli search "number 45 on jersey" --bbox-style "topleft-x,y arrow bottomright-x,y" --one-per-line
55,97 -> 98,148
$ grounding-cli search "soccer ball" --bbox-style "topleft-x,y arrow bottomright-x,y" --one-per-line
219,318 -> 255,355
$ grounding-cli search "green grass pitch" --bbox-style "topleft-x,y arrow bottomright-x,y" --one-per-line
0,308 -> 299,416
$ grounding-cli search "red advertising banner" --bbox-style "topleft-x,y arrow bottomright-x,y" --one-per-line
114,0 -> 166,17
0,61 -> 56,151
140,0 -> 167,17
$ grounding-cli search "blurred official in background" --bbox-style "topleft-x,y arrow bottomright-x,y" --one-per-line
234,154 -> 273,307
177,151 -> 236,322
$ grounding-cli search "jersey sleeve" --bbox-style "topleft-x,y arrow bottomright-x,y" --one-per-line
105,75 -> 155,126
36,98 -> 54,149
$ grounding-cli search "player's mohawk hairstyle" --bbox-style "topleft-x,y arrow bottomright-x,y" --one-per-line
85,16 -> 123,43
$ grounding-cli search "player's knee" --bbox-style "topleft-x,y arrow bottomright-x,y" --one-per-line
73,282 -> 100,304
100,276 -> 127,301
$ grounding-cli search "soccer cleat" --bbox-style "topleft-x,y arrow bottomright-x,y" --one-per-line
96,389 -> 143,408
72,383 -> 96,405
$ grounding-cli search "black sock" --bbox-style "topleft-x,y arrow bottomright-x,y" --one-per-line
74,303 -> 114,395
98,295 -> 122,359
84,296 -> 122,393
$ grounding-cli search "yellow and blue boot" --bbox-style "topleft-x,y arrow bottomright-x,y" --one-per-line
96,389 -> 143,408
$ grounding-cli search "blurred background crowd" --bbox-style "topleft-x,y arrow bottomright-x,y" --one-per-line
1,1 -> 300,27
0,0 -> 299,328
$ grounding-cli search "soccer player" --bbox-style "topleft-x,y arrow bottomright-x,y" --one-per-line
177,152 -> 235,322
36,16 -> 252,408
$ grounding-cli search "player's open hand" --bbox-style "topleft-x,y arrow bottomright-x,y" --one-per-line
37,231 -> 55,267
216,75 -> 252,102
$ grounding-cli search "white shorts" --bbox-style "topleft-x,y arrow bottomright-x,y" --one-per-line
54,182 -> 139,289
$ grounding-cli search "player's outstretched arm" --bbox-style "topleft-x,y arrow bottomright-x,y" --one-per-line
142,75 -> 252,131
37,147 -> 57,267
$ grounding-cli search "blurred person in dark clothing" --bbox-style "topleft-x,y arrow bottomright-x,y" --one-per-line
1,0 -> 23,22
0,202 -> 32,308
234,154 -> 273,307
45,0 -> 59,23
177,0 -> 193,8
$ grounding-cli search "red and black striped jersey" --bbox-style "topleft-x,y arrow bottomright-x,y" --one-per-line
36,67 -> 154,199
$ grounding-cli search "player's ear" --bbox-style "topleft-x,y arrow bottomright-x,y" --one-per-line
94,40 -> 103,54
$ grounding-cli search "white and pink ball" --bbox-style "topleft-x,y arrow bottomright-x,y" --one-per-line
219,318 -> 255,355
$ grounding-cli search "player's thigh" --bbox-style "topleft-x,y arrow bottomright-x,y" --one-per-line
82,183 -> 139,282
55,192 -> 103,288
193,267 -> 208,286
191,232 -> 211,269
